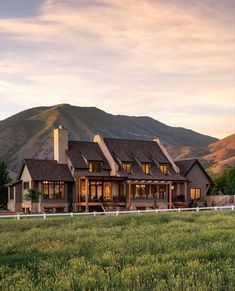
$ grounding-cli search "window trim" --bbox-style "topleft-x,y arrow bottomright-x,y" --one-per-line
123,162 -> 132,174
23,181 -> 30,190
159,164 -> 169,175
88,162 -> 102,173
141,163 -> 151,175
42,181 -> 65,200
190,188 -> 201,200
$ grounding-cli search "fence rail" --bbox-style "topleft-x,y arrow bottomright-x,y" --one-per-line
0,205 -> 234,220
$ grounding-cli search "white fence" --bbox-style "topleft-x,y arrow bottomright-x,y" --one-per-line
0,205 -> 234,220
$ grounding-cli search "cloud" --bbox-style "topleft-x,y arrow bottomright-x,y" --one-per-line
0,0 -> 234,138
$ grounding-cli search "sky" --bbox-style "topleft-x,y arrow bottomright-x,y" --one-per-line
0,0 -> 234,139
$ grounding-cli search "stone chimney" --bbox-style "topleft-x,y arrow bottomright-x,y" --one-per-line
54,126 -> 68,164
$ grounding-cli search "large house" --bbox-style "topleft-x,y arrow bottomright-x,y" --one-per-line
8,127 -> 212,213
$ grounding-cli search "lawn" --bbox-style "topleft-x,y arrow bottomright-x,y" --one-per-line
0,211 -> 235,290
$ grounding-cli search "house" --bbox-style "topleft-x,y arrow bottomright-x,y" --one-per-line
8,127 -> 212,213
175,159 -> 213,206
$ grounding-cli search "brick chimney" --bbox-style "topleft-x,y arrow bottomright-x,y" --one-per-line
54,126 -> 68,164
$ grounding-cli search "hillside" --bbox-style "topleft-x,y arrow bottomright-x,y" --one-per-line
0,104 -> 217,174
169,134 -> 235,174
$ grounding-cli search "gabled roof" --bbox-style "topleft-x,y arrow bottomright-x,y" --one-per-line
67,141 -> 111,170
175,159 -> 197,176
104,138 -> 185,181
175,159 -> 213,183
18,159 -> 74,181
104,138 -> 169,163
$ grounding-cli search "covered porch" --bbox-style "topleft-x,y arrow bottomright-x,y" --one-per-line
75,176 -> 126,212
127,179 -> 188,209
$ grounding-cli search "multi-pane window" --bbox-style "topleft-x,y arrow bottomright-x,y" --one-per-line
141,163 -> 150,175
132,184 -> 150,199
123,163 -> 131,174
159,164 -> 168,175
23,182 -> 29,190
89,162 -> 101,173
43,181 -> 65,199
190,188 -> 201,200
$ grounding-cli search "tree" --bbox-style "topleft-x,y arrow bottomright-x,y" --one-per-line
0,162 -> 12,206
24,188 -> 42,203
211,166 -> 235,195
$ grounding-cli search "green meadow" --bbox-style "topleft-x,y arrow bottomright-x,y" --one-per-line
0,211 -> 235,290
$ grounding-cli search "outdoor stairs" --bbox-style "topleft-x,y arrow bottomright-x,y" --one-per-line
173,202 -> 188,208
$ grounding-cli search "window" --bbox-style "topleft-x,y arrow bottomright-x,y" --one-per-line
89,181 -> 111,201
89,162 -> 101,173
104,182 -> 111,200
141,163 -> 150,174
23,182 -> 29,190
43,181 -> 65,199
159,164 -> 168,175
10,187 -> 14,200
190,188 -> 201,200
132,184 -> 150,199
123,163 -> 131,174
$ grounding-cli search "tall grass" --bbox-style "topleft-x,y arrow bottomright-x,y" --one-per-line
0,211 -> 235,290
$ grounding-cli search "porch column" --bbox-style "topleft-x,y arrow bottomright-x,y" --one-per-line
177,183 -> 180,197
85,178 -> 89,212
128,182 -> 132,210
157,185 -> 160,198
77,178 -> 81,212
169,183 -> 172,209
184,181 -> 188,203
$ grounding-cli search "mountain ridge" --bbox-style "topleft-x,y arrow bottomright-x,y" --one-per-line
0,103 -> 224,174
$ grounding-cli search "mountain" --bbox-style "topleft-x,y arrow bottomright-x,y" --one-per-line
0,104 -> 218,174
168,134 -> 235,174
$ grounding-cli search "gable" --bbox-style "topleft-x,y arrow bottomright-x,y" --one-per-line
187,162 -> 212,184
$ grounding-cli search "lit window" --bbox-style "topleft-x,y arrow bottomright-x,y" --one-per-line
190,188 -> 201,200
141,163 -> 150,174
89,162 -> 101,173
43,181 -> 65,199
159,164 -> 168,175
123,163 -> 131,174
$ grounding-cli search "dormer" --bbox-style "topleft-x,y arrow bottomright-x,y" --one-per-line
122,162 -> 132,174
141,163 -> 151,175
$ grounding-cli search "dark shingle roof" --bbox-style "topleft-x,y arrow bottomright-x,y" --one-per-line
175,159 -> 197,176
104,138 -> 169,163
104,138 -> 185,181
175,159 -> 213,183
67,141 -> 111,170
19,159 -> 74,181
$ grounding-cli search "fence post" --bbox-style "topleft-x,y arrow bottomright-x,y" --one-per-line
93,211 -> 96,216
43,213 -> 46,219
232,205 -> 234,211
178,208 -> 181,212
116,210 -> 119,216
155,209 -> 158,213
70,212 -> 74,218
138,210 -> 140,215
215,206 -> 218,211
196,207 -> 199,212
17,213 -> 20,220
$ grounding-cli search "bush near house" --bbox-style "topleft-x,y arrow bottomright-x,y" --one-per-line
24,188 -> 42,203
0,211 -> 235,290
210,166 -> 235,195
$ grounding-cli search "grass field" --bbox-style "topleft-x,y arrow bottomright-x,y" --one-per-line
0,211 -> 235,290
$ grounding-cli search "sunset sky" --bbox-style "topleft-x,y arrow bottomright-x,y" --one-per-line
0,0 -> 234,139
